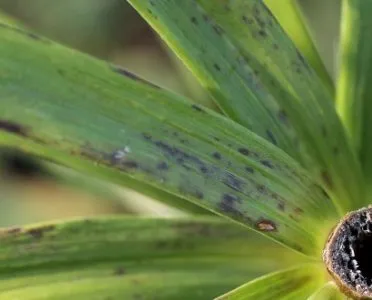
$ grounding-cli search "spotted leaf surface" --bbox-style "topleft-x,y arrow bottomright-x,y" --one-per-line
0,22 -> 339,255
215,265 -> 323,300
0,217 -> 303,299
127,0 -> 364,213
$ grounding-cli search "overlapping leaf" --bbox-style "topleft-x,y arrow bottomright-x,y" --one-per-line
336,0 -> 372,203
0,22 -> 339,255
0,217 -> 303,299
127,0 -> 363,212
215,265 -> 323,300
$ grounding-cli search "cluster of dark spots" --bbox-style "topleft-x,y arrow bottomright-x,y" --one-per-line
222,172 -> 245,192
321,171 -> 333,189
277,110 -> 289,125
191,16 -> 198,25
261,160 -> 274,169
266,130 -> 277,145
156,161 -> 169,170
191,104 -> 204,112
113,266 -> 126,276
111,65 -> 159,89
213,63 -> 221,71
27,225 -> 55,239
255,219 -> 277,232
0,120 -> 28,137
212,152 -> 221,160
277,201 -> 285,211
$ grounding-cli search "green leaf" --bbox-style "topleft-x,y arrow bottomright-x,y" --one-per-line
307,282 -> 345,300
0,21 -> 339,255
264,0 -> 333,93
0,217 -> 303,299
336,0 -> 372,201
215,264 -> 323,300
127,0 -> 364,213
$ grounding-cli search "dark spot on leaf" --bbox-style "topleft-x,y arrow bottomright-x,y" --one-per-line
321,126 -> 327,137
256,184 -> 267,194
5,227 -> 22,235
0,120 -> 28,137
112,65 -> 160,89
266,130 -> 277,145
113,266 -> 126,276
258,30 -> 266,37
213,25 -> 223,35
191,104 -> 204,112
277,202 -> 285,211
321,171 -> 333,188
278,110 -> 289,124
222,172 -> 244,192
191,17 -> 198,25
121,161 -> 139,169
294,207 -> 304,215
238,148 -> 250,156
245,166 -> 254,173
219,193 -> 242,216
142,132 -> 152,140
27,225 -> 55,239
213,63 -> 221,71
157,161 -> 169,170
212,152 -> 221,160
256,219 -> 277,232
261,160 -> 274,169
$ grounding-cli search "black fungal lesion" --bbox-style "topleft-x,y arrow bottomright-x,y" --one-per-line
266,129 -> 277,145
111,65 -> 160,89
222,172 -> 245,192
213,63 -> 221,71
191,16 -> 198,25
238,147 -> 250,156
212,152 -> 222,160
261,160 -> 274,169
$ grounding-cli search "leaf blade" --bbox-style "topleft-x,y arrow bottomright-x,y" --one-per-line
0,22 -> 339,255
307,282 -> 345,300
0,217 -> 303,299
127,0 -> 364,212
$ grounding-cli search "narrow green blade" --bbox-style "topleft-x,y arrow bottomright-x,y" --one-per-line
307,282 -> 345,300
264,0 -> 333,93
127,0 -> 363,213
336,0 -> 372,203
215,264 -> 323,300
0,22 -> 339,255
0,217 -> 301,299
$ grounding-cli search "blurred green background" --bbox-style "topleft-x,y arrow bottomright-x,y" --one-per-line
0,0 -> 340,227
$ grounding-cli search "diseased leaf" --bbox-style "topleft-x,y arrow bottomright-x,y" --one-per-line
0,217 -> 304,299
215,264 -> 323,300
264,0 -> 333,93
0,21 -> 339,255
307,282 -> 345,300
336,0 -> 372,203
127,0 -> 364,213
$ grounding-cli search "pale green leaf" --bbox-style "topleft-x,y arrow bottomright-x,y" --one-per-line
127,0 -> 364,213
215,264 -> 323,300
0,217 -> 304,300
307,282 -> 345,300
264,0 -> 333,93
336,0 -> 372,202
0,21 -> 339,255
